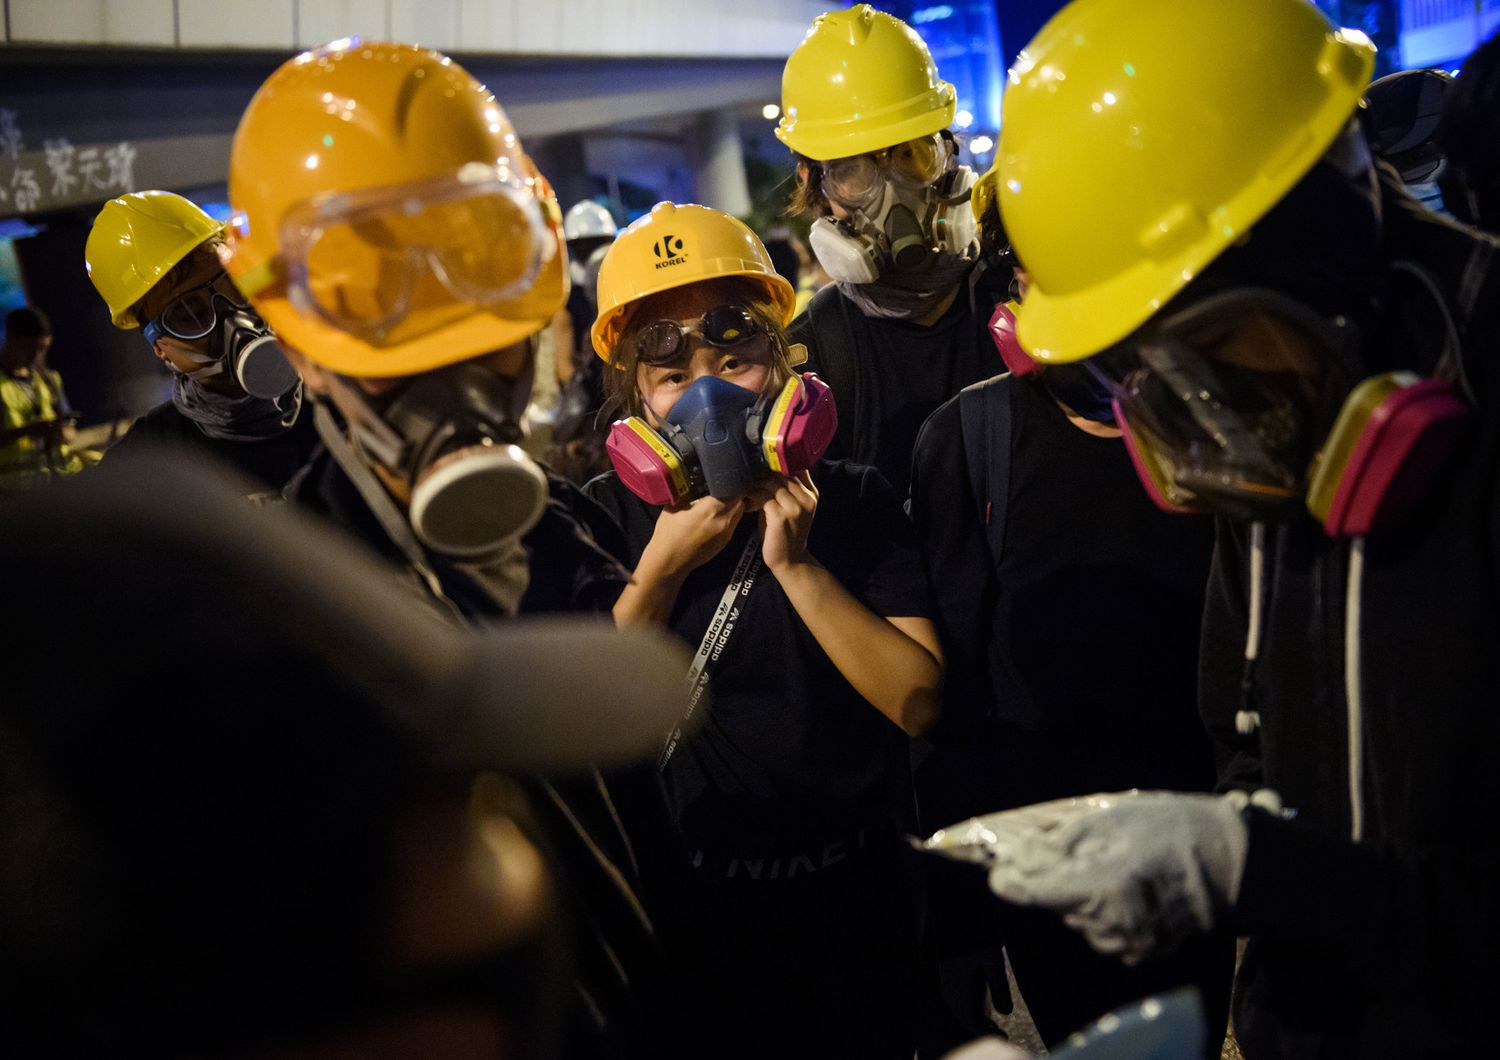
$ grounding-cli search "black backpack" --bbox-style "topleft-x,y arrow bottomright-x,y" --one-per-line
957,372 -> 1016,568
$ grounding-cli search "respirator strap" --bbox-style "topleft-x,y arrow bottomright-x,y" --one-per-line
313,401 -> 463,622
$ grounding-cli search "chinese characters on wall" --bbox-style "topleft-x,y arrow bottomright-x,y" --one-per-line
0,108 -> 138,216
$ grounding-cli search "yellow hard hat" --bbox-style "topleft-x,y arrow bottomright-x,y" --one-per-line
1001,0 -> 1375,364
776,4 -> 956,161
972,166 -> 1000,238
85,192 -> 224,329
223,40 -> 567,379
591,202 -> 796,362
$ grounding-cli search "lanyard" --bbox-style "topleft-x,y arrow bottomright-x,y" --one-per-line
658,532 -> 762,771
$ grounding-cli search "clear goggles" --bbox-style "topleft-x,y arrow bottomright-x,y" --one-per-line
244,161 -> 550,342
820,132 -> 950,212
1095,288 -> 1356,514
152,272 -> 253,340
633,305 -> 760,365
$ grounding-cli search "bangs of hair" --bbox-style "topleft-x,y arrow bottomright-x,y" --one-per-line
602,276 -> 797,421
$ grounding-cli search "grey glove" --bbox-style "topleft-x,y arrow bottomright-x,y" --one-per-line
923,791 -> 1249,964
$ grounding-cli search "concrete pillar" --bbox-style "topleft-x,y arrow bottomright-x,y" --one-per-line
689,108 -> 752,218
529,133 -> 593,216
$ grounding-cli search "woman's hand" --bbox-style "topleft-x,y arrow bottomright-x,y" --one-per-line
755,469 -> 818,573
614,494 -> 746,629
642,494 -> 747,580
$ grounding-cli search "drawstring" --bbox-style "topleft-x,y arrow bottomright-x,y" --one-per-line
1238,523 -> 1367,841
1345,536 -> 1366,842
1235,522 -> 1267,736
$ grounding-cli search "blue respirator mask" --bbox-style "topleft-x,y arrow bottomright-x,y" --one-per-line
607,373 -> 838,507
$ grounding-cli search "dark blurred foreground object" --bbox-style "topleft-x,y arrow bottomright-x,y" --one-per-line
0,454 -> 691,1058
1440,29 -> 1500,231
1047,988 -> 1205,1059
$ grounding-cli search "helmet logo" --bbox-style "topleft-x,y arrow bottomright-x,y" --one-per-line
652,234 -> 686,269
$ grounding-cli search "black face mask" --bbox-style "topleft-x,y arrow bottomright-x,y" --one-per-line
350,362 -> 549,558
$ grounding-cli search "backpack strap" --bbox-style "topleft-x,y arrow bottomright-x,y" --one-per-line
804,286 -> 862,457
958,372 -> 1015,570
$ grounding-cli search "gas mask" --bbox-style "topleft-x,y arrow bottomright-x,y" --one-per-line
606,373 -> 838,507
334,361 -> 549,557
1097,288 -> 1469,534
145,273 -> 299,399
808,133 -> 979,284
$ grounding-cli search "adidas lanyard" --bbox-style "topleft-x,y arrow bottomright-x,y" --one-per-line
658,532 -> 762,771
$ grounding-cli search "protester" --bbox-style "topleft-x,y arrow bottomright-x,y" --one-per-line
586,201 -> 942,1058
908,173 -> 1230,1048
956,1 -> 1500,1055
551,200 -> 621,485
779,4 -> 999,495
1363,68 -> 1454,214
85,191 -> 314,497
222,40 -> 691,1056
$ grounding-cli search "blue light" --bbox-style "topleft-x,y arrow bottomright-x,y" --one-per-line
911,5 -> 954,25
0,220 -> 44,240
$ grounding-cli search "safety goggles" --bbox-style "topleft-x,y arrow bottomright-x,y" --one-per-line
151,272 -> 252,340
634,305 -> 760,365
1096,288 -> 1356,514
820,132 -> 949,211
241,161 -> 549,341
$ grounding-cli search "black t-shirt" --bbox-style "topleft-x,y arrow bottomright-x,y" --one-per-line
104,400 -> 320,496
787,275 -> 1001,497
910,375 -> 1217,813
585,460 -> 932,858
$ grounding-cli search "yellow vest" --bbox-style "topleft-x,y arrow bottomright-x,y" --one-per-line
0,368 -> 84,488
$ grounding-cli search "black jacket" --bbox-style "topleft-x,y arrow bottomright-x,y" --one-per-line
287,444 -> 692,1059
105,399 -> 319,497
1207,179 -> 1500,1057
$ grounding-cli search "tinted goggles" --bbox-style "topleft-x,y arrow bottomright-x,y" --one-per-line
634,305 -> 760,365
820,133 -> 949,211
1097,289 -> 1357,512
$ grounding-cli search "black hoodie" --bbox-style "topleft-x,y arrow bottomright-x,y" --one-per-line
1203,168 -> 1500,1057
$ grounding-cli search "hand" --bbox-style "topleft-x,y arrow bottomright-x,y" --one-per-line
753,469 -> 818,572
639,494 -> 746,581
928,791 -> 1249,965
